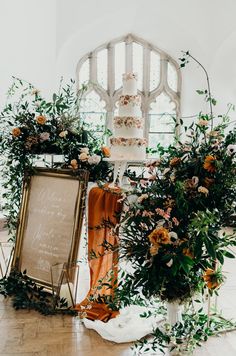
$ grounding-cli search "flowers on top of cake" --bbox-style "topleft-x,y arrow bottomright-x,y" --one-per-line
110,137 -> 147,146
114,116 -> 144,129
119,95 -> 141,106
122,72 -> 138,81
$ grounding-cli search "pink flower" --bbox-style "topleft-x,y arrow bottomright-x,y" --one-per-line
140,179 -> 148,187
142,210 -> 154,217
39,132 -> 50,142
172,217 -> 180,226
156,208 -> 171,220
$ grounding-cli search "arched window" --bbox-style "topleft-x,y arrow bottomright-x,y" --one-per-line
76,34 -> 181,154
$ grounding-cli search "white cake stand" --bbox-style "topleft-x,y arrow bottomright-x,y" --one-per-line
104,158 -> 146,188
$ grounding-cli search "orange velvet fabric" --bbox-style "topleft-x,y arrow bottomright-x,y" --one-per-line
75,185 -> 122,322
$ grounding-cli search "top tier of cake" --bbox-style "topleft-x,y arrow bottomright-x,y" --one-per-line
122,72 -> 138,95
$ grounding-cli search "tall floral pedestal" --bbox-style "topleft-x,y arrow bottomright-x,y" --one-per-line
166,301 -> 192,356
166,301 -> 183,325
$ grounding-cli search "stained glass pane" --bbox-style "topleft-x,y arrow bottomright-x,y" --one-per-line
97,49 -> 108,90
149,93 -> 176,132
115,42 -> 125,90
167,62 -> 178,92
132,42 -> 143,91
150,51 -> 161,91
80,91 -> 106,136
79,59 -> 89,88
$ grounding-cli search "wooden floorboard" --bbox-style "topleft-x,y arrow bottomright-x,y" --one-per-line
0,230 -> 236,355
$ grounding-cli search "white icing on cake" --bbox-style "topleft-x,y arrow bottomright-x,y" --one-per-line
110,144 -> 146,160
110,73 -> 146,161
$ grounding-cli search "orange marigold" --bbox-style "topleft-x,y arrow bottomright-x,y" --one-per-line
169,157 -> 181,167
101,146 -> 111,157
148,227 -> 170,245
12,127 -> 21,137
36,115 -> 47,125
203,268 -> 222,289
203,155 -> 217,173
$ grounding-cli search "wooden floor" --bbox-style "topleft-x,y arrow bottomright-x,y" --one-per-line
0,230 -> 236,355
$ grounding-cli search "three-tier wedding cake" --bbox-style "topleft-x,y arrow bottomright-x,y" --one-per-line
110,73 -> 147,160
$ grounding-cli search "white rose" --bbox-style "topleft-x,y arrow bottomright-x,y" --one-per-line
80,147 -> 89,155
88,154 -> 101,165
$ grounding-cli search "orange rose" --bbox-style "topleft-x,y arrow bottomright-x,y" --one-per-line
36,115 -> 47,125
102,146 -> 111,158
148,227 -> 170,245
70,159 -> 78,170
203,155 -> 217,173
169,157 -> 181,167
12,127 -> 21,137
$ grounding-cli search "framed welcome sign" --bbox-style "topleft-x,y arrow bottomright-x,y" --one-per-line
12,168 -> 89,289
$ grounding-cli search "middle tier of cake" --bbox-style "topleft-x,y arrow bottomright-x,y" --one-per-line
118,94 -> 141,117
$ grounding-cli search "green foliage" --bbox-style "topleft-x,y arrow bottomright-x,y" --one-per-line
133,306 -> 236,355
119,107 -> 236,302
0,270 -> 76,316
0,77 -> 112,236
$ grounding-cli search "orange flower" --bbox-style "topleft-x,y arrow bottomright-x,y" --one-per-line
12,127 -> 21,137
70,159 -> 78,170
203,155 -> 217,173
36,115 -> 47,125
169,157 -> 181,167
148,227 -> 170,245
183,248 -> 194,259
150,244 -> 159,256
102,146 -> 111,157
203,268 -> 222,289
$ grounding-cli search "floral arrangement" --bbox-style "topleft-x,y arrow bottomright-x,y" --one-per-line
114,116 -> 143,129
120,114 -> 236,303
0,77 -> 112,234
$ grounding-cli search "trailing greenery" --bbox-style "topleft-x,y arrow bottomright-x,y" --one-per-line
0,270 -> 76,316
133,305 -> 236,355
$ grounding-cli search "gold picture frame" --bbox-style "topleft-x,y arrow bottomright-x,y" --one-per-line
11,168 -> 89,289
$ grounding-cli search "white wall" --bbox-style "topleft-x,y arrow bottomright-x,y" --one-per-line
0,0 -> 56,108
1,0 -> 236,125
